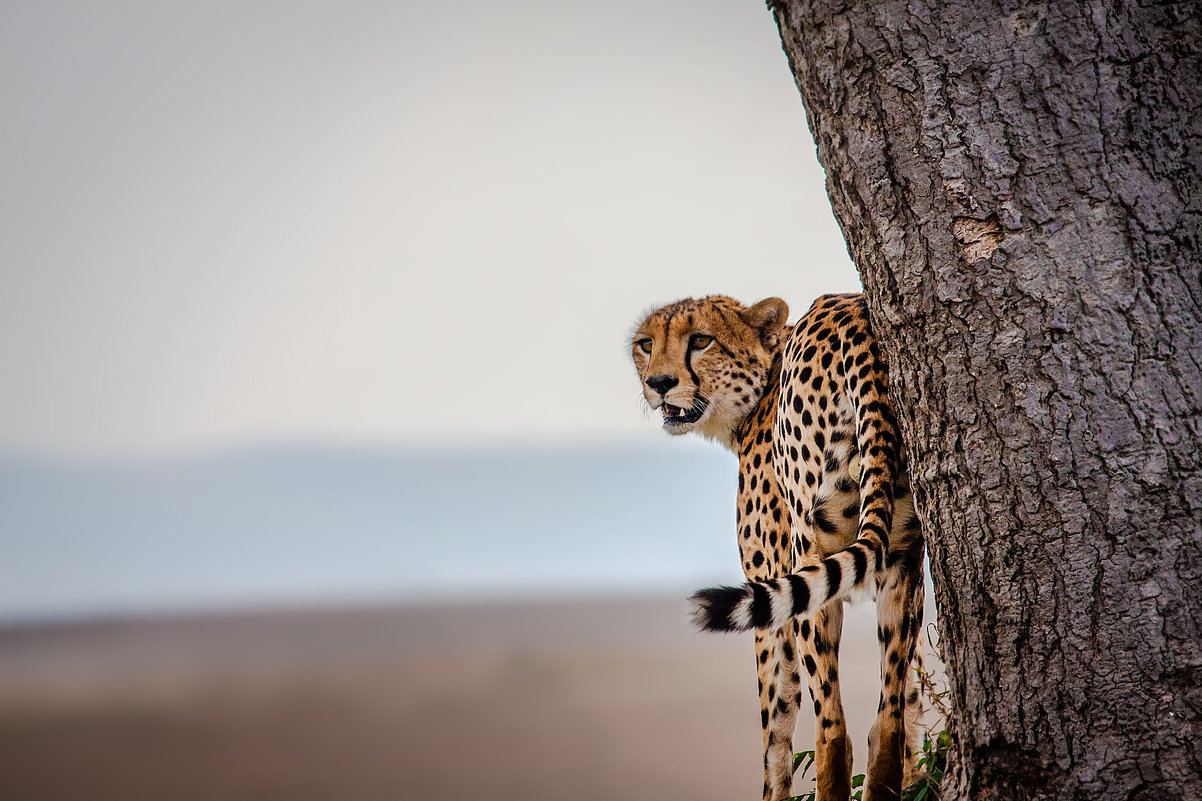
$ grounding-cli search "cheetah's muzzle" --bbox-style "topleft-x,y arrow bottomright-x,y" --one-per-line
662,399 -> 707,427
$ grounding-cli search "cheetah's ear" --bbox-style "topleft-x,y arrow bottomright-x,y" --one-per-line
740,297 -> 789,345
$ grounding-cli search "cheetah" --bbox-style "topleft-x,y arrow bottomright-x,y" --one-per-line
630,293 -> 925,801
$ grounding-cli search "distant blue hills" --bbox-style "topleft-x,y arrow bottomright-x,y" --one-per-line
0,440 -> 740,622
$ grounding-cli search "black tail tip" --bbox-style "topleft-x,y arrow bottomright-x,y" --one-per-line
688,585 -> 747,632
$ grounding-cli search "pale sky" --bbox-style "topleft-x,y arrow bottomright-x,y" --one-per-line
0,0 -> 859,457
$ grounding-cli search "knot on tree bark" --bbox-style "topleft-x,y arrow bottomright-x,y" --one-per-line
952,216 -> 1005,263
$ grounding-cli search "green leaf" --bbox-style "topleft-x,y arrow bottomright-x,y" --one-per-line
792,750 -> 815,779
851,774 -> 865,788
781,792 -> 815,801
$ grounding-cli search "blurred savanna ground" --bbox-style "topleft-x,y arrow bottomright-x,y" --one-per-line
0,598 -> 908,801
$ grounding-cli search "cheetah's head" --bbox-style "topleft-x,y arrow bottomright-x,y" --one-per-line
631,295 -> 789,448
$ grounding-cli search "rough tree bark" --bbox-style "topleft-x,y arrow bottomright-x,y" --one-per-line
769,2 -> 1202,799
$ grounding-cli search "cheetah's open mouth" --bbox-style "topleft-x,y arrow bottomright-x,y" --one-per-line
662,400 -> 707,427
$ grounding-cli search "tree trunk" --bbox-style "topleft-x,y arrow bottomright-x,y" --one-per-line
769,2 -> 1202,799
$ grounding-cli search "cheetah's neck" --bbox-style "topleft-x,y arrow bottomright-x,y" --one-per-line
709,329 -> 788,454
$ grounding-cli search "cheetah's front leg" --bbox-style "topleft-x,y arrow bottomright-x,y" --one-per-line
755,627 -> 801,801
798,604 -> 853,801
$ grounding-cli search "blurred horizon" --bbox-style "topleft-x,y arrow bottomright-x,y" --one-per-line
0,436 -> 749,623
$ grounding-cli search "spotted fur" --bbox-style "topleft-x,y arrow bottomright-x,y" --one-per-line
631,293 -> 926,801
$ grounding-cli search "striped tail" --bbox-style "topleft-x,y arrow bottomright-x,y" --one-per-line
689,540 -> 879,632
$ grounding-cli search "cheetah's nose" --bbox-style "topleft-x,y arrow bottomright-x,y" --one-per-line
645,375 -> 679,395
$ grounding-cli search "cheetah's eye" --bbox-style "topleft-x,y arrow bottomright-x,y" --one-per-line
690,335 -> 713,350
636,339 -> 653,354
